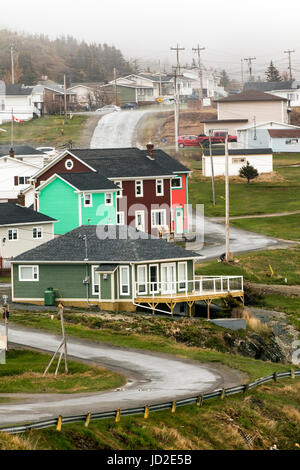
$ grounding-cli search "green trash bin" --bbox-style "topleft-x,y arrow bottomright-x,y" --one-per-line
44,287 -> 56,306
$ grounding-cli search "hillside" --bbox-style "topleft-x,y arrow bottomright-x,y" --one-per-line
0,30 -> 133,85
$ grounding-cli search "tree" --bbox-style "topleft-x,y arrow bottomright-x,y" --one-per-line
239,161 -> 259,183
219,70 -> 230,89
265,61 -> 282,82
18,52 -> 38,84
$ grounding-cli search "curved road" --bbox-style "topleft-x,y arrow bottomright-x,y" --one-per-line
0,325 -> 245,425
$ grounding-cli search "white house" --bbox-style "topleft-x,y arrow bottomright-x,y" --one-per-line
0,145 -> 47,167
0,84 -> 40,123
202,149 -> 273,177
236,121 -> 300,151
268,129 -> 300,153
244,80 -> 300,107
0,202 -> 56,272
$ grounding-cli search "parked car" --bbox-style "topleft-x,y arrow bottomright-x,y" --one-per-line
198,131 -> 237,147
162,97 -> 175,105
178,135 -> 200,148
36,146 -> 57,157
121,102 -> 138,109
95,105 -> 121,113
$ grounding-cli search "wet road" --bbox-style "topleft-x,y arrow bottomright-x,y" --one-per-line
0,325 -> 245,425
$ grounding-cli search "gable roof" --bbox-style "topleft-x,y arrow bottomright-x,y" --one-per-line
243,81 -> 295,92
4,84 -> 33,96
12,225 -> 199,263
215,89 -> 287,103
236,121 -> 300,131
56,172 -> 118,191
0,145 -> 45,157
268,129 -> 300,138
203,148 -> 273,156
0,203 -> 56,227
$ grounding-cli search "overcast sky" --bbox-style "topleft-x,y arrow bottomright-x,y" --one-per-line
2,0 -> 300,78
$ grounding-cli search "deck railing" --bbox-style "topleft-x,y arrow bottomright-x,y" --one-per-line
134,275 -> 243,299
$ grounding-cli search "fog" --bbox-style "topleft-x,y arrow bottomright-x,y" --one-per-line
1,0 -> 300,77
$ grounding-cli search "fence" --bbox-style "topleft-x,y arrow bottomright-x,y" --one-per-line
0,369 -> 299,435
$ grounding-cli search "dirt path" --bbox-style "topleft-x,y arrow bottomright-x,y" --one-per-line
78,115 -> 101,148
246,282 -> 300,296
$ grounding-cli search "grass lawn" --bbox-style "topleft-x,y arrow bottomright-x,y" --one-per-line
0,349 -> 124,394
230,213 -> 300,241
0,115 -> 90,147
0,276 -> 10,283
250,294 -> 300,333
196,246 -> 300,285
1,379 -> 299,450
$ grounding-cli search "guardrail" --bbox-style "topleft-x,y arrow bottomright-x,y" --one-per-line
0,369 -> 298,435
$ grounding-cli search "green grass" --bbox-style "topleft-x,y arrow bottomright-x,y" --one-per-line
0,276 -> 10,283
1,379 -> 299,450
0,349 -> 125,394
273,152 -> 300,166
230,213 -> 300,241
250,294 -> 300,333
0,115 -> 90,147
9,314 -> 291,381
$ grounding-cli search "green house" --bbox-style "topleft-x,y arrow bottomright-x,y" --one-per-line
11,225 -> 244,315
37,173 -> 118,235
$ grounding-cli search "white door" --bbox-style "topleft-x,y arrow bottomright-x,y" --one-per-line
135,210 -> 145,232
175,209 -> 184,234
161,264 -> 176,294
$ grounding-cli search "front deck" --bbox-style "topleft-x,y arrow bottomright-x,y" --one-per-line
133,276 -> 244,317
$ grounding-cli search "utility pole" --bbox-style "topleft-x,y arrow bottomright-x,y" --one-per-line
241,58 -> 244,87
253,115 -> 257,140
44,303 -> 68,376
10,45 -> 15,85
113,67 -> 118,106
192,44 -> 205,101
170,44 -> 185,75
209,130 -> 216,205
224,134 -> 230,262
158,60 -> 162,97
63,74 -> 67,117
284,49 -> 295,81
173,67 -> 179,152
244,57 -> 256,81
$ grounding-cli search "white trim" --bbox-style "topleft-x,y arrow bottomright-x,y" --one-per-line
8,228 -> 18,241
105,192 -> 113,206
35,173 -> 79,192
135,180 -> 143,197
119,265 -> 130,296
0,156 -> 40,169
18,265 -> 39,282
156,179 -> 164,196
151,209 -> 167,228
84,192 -> 93,207
11,256 -> 198,265
91,265 -> 100,296
114,180 -> 123,198
65,159 -> 74,170
32,227 -> 43,240
78,193 -> 82,226
117,211 -> 125,225
178,261 -> 188,291
0,220 -> 57,229
149,263 -> 159,293
137,264 -> 147,294
135,210 -> 145,232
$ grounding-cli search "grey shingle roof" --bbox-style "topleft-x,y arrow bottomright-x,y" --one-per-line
13,225 -> 199,262
70,148 -> 190,178
203,148 -> 273,156
0,145 -> 45,157
57,172 -> 118,191
4,84 -> 33,96
215,89 -> 287,102
0,203 -> 56,226
243,81 -> 294,92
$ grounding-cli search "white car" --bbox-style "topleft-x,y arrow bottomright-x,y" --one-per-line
95,105 -> 121,113
36,146 -> 57,157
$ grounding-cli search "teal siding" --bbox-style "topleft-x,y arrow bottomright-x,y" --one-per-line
81,192 -> 117,226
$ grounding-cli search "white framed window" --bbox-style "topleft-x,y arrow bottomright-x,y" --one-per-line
149,264 -> 159,293
286,139 -> 299,145
84,193 -> 92,207
135,210 -> 145,232
156,179 -> 164,196
114,180 -> 123,198
105,192 -> 113,206
137,265 -> 147,294
91,265 -> 99,295
120,266 -> 130,296
232,158 -> 246,164
32,227 -> 43,239
178,262 -> 187,291
117,211 -> 125,225
19,265 -> 39,282
65,159 -> 74,170
171,176 -> 182,189
151,209 -> 166,228
135,180 -> 143,197
8,229 -> 18,241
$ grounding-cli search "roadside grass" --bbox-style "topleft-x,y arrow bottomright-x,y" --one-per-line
9,314 -> 292,381
196,247 -> 300,285
230,214 -> 300,241
273,152 -> 300,166
0,115 -> 90,147
0,349 -> 124,394
0,276 -> 10,283
1,379 -> 299,450
249,294 -> 300,333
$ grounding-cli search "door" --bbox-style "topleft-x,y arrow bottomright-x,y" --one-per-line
135,210 -> 145,232
175,208 -> 184,234
161,263 -> 176,294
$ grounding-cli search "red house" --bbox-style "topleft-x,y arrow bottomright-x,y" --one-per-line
28,145 -> 191,236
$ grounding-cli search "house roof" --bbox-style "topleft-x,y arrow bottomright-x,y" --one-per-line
56,172 -> 118,191
203,148 -> 273,156
0,203 -> 56,227
4,84 -> 33,96
236,121 -> 300,131
243,81 -> 295,92
0,145 -> 45,157
202,119 -> 248,124
69,148 -> 191,178
13,225 -> 200,263
215,89 -> 288,103
268,129 -> 300,138
96,264 -> 119,272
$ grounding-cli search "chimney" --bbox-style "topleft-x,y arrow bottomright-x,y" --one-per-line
9,148 -> 14,159
146,142 -> 154,160
17,191 -> 25,207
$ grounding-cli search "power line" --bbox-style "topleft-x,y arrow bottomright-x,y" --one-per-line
170,44 -> 185,75
244,57 -> 256,81
284,49 -> 295,80
192,44 -> 205,100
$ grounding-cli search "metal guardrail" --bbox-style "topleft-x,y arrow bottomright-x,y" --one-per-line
0,369 -> 299,435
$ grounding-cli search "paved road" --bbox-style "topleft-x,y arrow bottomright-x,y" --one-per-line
0,325 -> 245,425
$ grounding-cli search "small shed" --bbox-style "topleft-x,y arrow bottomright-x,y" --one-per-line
268,129 -> 300,152
202,149 -> 273,177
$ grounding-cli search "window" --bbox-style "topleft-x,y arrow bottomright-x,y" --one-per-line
114,181 -> 123,198
8,229 -> 18,240
135,180 -> 143,197
92,265 -> 99,295
178,262 -> 187,291
32,227 -> 42,239
149,265 -> 159,293
137,265 -> 147,294
19,265 -> 39,281
286,139 -> 299,145
232,158 -> 246,164
151,209 -> 166,228
156,179 -> 164,196
105,193 -> 113,206
14,176 -> 30,186
171,176 -> 182,188
135,211 -> 145,231
65,159 -> 74,170
120,266 -> 130,296
117,211 -> 124,225
84,193 -> 92,207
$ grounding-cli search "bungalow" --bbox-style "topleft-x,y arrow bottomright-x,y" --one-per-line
202,148 -> 273,177
236,121 -> 300,151
244,80 -> 300,107
0,84 -> 40,123
36,172 -> 118,234
0,202 -> 56,273
268,129 -> 300,153
11,225 -> 244,315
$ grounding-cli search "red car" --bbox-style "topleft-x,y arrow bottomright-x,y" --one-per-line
178,135 -> 200,148
198,132 -> 237,146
